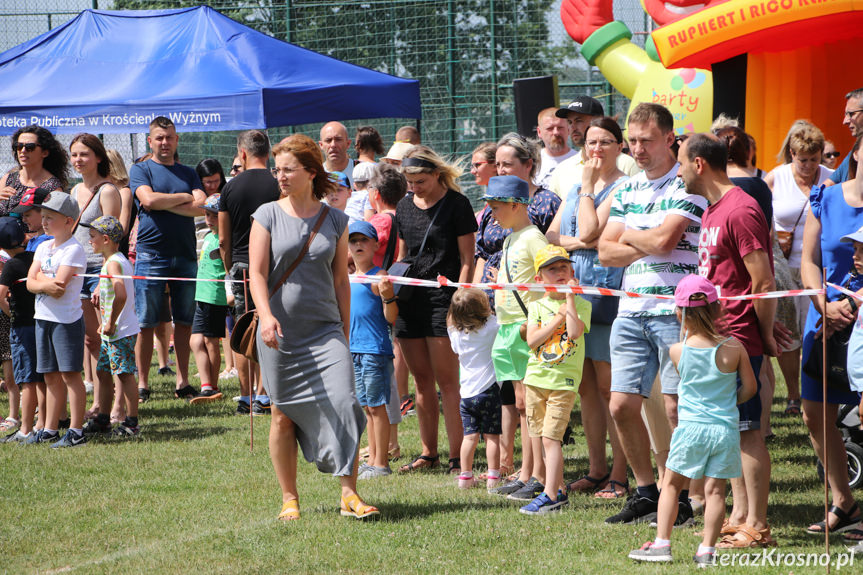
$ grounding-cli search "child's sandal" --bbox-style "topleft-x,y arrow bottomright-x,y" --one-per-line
278,499 -> 300,521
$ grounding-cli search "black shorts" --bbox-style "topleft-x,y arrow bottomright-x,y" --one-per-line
394,288 -> 451,339
499,380 -> 516,406
192,301 -> 230,338
460,384 -> 503,436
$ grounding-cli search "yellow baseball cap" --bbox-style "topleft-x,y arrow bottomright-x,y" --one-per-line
534,244 -> 571,274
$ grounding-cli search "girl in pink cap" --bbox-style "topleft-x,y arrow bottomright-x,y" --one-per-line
629,274 -> 758,566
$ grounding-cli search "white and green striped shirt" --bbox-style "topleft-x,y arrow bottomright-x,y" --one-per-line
608,164 -> 706,317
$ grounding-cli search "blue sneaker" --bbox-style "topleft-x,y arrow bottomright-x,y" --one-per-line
30,430 -> 60,445
51,430 -> 88,448
519,491 -> 569,515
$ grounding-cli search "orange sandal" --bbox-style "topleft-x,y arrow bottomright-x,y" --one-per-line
340,494 -> 380,520
278,499 -> 300,521
717,524 -> 777,548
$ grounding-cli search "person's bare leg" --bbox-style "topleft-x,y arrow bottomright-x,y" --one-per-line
3,360 -> 18,422
62,371 -> 87,430
531,435 -> 546,485
803,400 -> 858,528
426,337 -> 463,464
205,337 -> 221,385
95,369 -> 113,416
542,437 -> 564,497
740,428 -> 770,531
19,383 -> 35,434
759,364 -> 774,437
460,433 -> 480,475
579,359 -> 609,479
118,373 -> 138,419
191,333 -> 211,388
777,349 -> 801,402
654,449 -> 669,486
222,327 -> 235,373
703,477 -> 727,548
35,382 -> 46,430
172,323 -> 192,390
43,372 -> 65,430
269,406 -> 299,502
486,434 -> 500,475
393,340 -> 409,400
610,391 -> 654,486
656,470 -> 687,541
81,298 -> 100,411
111,378 -> 126,422
135,327 -> 155,391
500,402 -> 518,472
595,361 -> 628,487
397,337 -> 438,458
368,405 -> 390,469
155,321 -> 171,369
515,381 -> 534,482
235,355 -> 253,398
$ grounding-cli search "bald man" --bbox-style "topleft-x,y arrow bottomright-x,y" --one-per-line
395,125 -> 421,145
319,121 -> 354,187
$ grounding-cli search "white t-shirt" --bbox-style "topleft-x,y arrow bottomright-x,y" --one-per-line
608,164 -> 707,317
33,236 -> 87,324
345,189 -> 371,225
535,148 -> 578,190
448,315 -> 500,398
99,253 -> 140,341
771,163 -> 833,268
549,150 -> 640,200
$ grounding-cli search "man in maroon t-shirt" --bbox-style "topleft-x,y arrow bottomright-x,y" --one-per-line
679,133 -> 790,549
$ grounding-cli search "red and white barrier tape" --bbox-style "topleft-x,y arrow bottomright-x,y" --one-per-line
827,282 -> 863,302
27,272 -> 832,303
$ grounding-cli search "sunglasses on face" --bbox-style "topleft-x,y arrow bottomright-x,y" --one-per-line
12,142 -> 39,152
824,152 -> 841,159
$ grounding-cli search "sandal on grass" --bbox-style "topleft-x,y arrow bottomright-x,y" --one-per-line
843,528 -> 863,543
594,479 -> 629,499
448,458 -> 461,474
0,417 -> 19,433
717,524 -> 777,549
340,494 -> 379,520
696,518 -> 739,538
567,473 -> 610,494
398,454 -> 439,473
138,388 -> 151,404
278,499 -> 299,521
174,385 -> 198,400
807,503 -> 861,535
784,399 -> 802,415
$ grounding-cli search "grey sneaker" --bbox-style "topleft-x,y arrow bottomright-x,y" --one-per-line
628,542 -> 673,563
358,466 -> 392,480
51,430 -> 87,448
488,478 -> 525,496
4,430 -> 30,444
694,551 -> 716,568
506,477 -> 544,501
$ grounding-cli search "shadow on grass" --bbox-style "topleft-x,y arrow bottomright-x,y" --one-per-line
378,498 -> 505,522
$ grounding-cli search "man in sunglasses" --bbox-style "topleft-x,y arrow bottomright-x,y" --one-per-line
826,87 -> 863,185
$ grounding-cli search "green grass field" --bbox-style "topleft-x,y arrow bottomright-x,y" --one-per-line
0,359 -> 860,574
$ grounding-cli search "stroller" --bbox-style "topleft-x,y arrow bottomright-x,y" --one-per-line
815,403 -> 863,489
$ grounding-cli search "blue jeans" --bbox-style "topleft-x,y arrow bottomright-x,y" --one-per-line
134,251 -> 197,328
609,314 -> 681,397
352,353 -> 393,408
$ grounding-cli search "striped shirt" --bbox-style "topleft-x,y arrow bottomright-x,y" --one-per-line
608,164 -> 706,317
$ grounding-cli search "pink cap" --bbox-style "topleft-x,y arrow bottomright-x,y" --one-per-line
674,274 -> 718,308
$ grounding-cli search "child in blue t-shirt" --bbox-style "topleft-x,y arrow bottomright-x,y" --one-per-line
629,275 -> 757,566
840,227 -> 863,424
348,221 -> 398,479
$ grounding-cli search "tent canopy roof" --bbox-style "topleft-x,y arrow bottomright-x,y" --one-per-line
0,6 -> 421,134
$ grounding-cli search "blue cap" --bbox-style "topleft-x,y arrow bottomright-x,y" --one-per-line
203,193 -> 220,213
483,175 -> 529,204
348,220 -> 378,241
329,171 -> 350,188
0,216 -> 25,250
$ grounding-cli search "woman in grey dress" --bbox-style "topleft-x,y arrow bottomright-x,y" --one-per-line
248,134 -> 378,521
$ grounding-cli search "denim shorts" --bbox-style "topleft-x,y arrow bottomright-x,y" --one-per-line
738,356 -> 763,432
609,314 -> 681,397
666,421 -> 742,480
352,353 -> 393,407
97,334 -> 137,375
460,384 -> 502,436
133,251 -> 197,328
10,325 -> 39,384
36,317 -> 85,374
192,301 -> 229,338
80,265 -> 101,300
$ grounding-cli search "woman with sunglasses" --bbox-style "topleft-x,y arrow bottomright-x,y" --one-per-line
0,125 -> 68,216
823,140 -> 841,171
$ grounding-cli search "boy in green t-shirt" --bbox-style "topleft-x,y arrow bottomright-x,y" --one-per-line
519,244 -> 591,515
484,176 -> 549,502
189,195 -> 230,404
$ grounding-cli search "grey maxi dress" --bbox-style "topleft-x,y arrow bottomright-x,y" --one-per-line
252,202 -> 364,476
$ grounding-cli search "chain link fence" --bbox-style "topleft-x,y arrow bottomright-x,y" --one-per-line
1,0 -> 650,203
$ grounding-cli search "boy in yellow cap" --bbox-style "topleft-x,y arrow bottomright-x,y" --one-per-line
519,244 -> 591,515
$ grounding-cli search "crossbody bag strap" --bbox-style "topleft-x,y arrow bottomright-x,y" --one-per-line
382,212 -> 398,269
71,182 -> 106,233
415,193 -> 447,259
502,235 -> 529,318
268,204 -> 330,299
790,201 -> 807,234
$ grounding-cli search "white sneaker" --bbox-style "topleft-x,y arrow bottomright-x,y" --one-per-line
84,381 -> 94,394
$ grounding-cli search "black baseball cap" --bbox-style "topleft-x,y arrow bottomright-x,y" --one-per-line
556,96 -> 605,119
0,216 -> 25,249
11,187 -> 51,213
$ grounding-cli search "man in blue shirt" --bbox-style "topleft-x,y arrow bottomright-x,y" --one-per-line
826,87 -> 863,185
129,116 -> 205,400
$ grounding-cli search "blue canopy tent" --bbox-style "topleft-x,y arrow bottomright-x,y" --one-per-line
0,6 -> 421,135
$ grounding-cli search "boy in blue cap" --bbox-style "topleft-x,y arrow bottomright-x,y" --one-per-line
348,220 -> 398,478
484,175 -> 550,500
